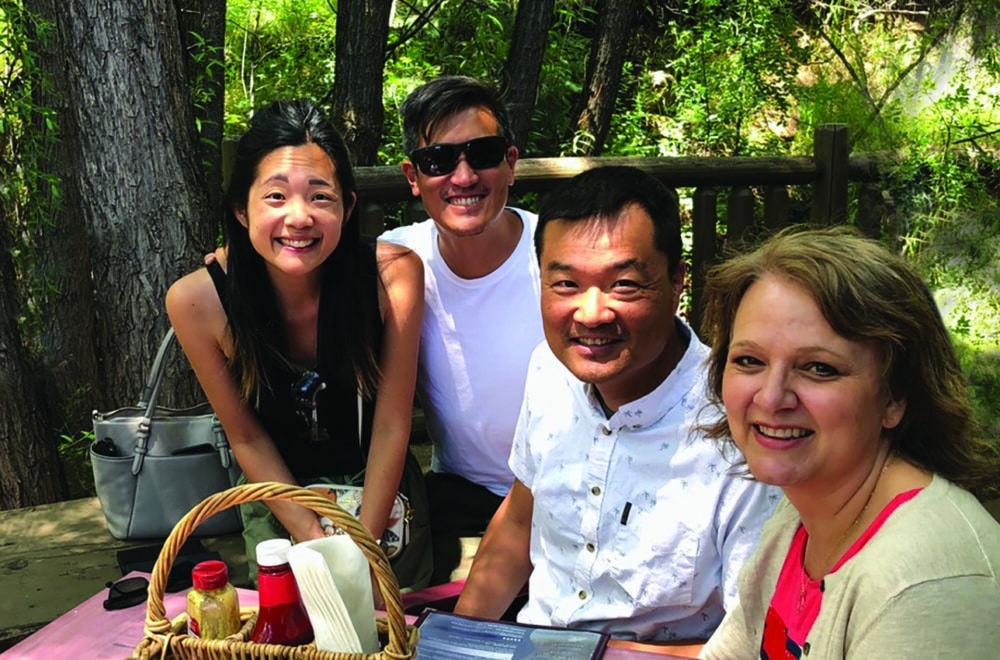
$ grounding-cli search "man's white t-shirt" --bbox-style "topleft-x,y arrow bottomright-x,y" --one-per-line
380,208 -> 543,496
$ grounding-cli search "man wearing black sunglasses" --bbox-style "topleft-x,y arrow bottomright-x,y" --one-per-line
380,76 -> 544,584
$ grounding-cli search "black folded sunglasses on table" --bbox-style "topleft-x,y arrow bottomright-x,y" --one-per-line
102,576 -> 149,611
409,135 -> 509,177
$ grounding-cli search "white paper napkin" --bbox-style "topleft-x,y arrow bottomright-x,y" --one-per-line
288,535 -> 378,653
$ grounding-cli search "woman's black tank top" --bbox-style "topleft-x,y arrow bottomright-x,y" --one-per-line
206,260 -> 379,480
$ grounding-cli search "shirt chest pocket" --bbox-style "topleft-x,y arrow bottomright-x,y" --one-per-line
607,515 -> 701,608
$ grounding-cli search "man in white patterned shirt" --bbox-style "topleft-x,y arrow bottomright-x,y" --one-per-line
454,166 -> 779,648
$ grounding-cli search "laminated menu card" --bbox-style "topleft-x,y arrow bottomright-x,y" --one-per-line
414,609 -> 609,659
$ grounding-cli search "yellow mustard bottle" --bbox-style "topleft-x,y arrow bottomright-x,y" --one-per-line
187,559 -> 241,639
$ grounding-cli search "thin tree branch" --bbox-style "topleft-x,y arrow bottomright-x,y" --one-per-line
815,3 -> 959,144
385,0 -> 449,59
954,127 -> 1000,144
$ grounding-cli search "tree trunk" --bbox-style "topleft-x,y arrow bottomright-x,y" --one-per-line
503,0 -> 555,154
177,0 -> 227,230
2,0 -> 223,507
0,211 -> 67,509
573,0 -> 639,156
30,0 -> 215,413
328,0 -> 393,165
23,0 -> 103,438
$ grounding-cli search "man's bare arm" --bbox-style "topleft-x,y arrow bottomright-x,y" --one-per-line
454,479 -> 534,619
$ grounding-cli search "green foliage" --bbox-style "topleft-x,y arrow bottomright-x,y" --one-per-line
390,0 -> 513,78
59,430 -> 95,499
953,337 -> 1000,447
217,0 -> 1000,442
600,0 -> 804,158
0,1 -> 60,341
223,0 -> 594,162
381,0 -> 520,162
186,27 -> 225,157
924,204 -> 1000,447
225,0 -> 338,132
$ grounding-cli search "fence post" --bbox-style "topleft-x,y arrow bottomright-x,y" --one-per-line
763,186 -> 789,231
726,186 -> 755,243
359,201 -> 386,239
690,186 -> 718,334
811,124 -> 850,225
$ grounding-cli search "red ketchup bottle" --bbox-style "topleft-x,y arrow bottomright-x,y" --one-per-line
250,539 -> 313,645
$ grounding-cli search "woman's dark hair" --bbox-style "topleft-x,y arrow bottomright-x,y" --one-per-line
224,98 -> 380,402
699,225 -> 1000,498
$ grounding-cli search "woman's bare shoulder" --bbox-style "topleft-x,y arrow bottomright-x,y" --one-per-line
166,266 -> 217,310
376,238 -> 417,261
375,240 -> 423,282
166,266 -> 230,336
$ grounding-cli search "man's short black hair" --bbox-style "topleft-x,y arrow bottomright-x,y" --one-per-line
400,75 -> 515,155
535,166 -> 683,276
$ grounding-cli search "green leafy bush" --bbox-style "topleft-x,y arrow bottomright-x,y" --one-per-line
224,0 -> 338,133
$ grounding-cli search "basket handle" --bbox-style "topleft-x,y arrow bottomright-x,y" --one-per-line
143,481 -> 410,657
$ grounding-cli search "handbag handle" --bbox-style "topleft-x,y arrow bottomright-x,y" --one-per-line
130,328 -> 231,475
138,327 -> 177,410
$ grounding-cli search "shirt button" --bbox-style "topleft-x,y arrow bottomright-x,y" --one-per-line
590,486 -> 601,496
601,425 -> 612,435
585,543 -> 595,553
578,590 -> 587,600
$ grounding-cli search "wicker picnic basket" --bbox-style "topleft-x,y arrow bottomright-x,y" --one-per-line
130,481 -> 418,659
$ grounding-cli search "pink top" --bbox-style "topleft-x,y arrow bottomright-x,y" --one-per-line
762,488 -> 922,658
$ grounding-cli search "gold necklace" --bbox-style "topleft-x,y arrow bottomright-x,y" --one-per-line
797,457 -> 892,612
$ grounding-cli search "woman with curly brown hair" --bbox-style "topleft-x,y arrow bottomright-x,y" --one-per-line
699,225 -> 1000,658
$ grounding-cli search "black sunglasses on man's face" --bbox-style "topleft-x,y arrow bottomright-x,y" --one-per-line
409,135 -> 509,177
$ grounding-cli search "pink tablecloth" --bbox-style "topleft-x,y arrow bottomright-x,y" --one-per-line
2,572 -> 259,659
2,573 -> 689,659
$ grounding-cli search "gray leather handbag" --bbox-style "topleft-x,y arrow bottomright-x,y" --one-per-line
91,327 -> 242,539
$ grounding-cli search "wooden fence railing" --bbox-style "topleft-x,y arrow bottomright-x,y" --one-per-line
347,123 -> 884,330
